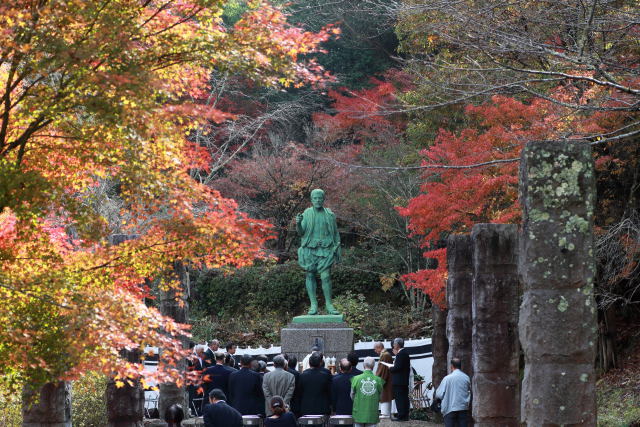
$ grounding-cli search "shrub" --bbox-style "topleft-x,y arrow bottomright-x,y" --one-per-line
0,392 -> 21,427
72,372 -> 108,427
192,248 -> 406,319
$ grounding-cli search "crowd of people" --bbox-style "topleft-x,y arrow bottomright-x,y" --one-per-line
184,337 -> 422,427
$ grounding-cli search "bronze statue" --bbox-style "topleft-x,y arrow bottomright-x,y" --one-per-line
296,188 -> 341,315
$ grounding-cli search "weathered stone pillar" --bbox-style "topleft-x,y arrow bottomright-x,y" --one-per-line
446,234 -> 473,379
471,224 -> 519,426
431,304 -> 449,389
519,141 -> 597,425
107,234 -> 145,427
106,378 -> 145,427
158,261 -> 190,419
22,381 -> 72,427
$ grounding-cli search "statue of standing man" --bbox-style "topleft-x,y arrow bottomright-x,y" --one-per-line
296,189 -> 341,315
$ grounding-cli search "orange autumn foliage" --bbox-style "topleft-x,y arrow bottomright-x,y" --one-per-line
399,90 -> 625,307
0,0 -> 336,390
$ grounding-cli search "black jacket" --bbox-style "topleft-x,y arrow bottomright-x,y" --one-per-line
299,368 -> 332,415
203,400 -> 242,427
389,348 -> 411,386
331,372 -> 355,415
228,367 -> 265,416
202,364 -> 235,398
286,367 -> 301,414
203,348 -> 216,367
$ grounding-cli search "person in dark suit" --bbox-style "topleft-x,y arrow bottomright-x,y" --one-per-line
389,337 -> 411,421
201,352 -> 235,412
331,359 -> 355,416
203,339 -> 219,367
203,388 -> 242,427
299,352 -> 332,416
228,354 -> 265,416
284,354 -> 301,416
347,352 -> 363,376
225,342 -> 238,369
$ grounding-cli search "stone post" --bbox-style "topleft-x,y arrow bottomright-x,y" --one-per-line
22,381 -> 72,427
471,224 -> 519,426
158,260 -> 190,419
107,234 -> 145,427
431,304 -> 449,389
519,141 -> 597,425
446,234 -> 474,379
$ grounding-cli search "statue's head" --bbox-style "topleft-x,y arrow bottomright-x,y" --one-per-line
310,188 -> 325,209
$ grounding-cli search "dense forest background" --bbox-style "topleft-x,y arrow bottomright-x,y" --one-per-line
184,1 -> 640,419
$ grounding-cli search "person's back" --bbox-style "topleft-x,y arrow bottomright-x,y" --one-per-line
331,359 -> 354,415
299,353 -> 332,415
263,356 -> 295,415
202,354 -> 235,398
435,358 -> 471,427
203,389 -> 243,427
228,355 -> 264,416
350,357 -> 384,426
264,396 -> 298,427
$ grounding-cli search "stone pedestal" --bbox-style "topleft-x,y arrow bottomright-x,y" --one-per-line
281,316 -> 354,361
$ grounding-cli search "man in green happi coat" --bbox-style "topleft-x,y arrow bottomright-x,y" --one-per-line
351,356 -> 384,426
296,188 -> 341,315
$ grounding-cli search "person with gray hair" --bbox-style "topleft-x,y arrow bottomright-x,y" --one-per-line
204,339 -> 219,367
350,356 -> 384,427
262,354 -> 295,415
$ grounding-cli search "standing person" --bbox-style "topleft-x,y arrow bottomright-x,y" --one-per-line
285,354 -> 301,416
347,352 -> 363,376
201,351 -> 235,411
228,354 -> 264,416
301,345 -> 319,371
298,352 -> 332,416
263,355 -> 296,415
350,357 -> 384,427
264,396 -> 298,427
388,338 -> 410,421
225,342 -> 238,369
203,389 -> 242,427
188,345 -> 207,416
373,342 -> 393,418
435,357 -> 471,427
204,340 -> 219,367
331,359 -> 355,416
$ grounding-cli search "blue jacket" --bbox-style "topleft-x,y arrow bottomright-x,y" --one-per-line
435,369 -> 471,416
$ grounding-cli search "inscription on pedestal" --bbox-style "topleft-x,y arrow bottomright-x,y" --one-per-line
281,321 -> 354,362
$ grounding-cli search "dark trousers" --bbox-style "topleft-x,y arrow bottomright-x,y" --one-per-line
444,410 -> 469,427
392,384 -> 410,419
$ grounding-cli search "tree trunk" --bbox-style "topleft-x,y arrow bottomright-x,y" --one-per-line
158,261 -> 190,419
431,304 -> 449,389
518,141 -> 597,426
22,381 -> 72,427
471,224 -> 519,426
